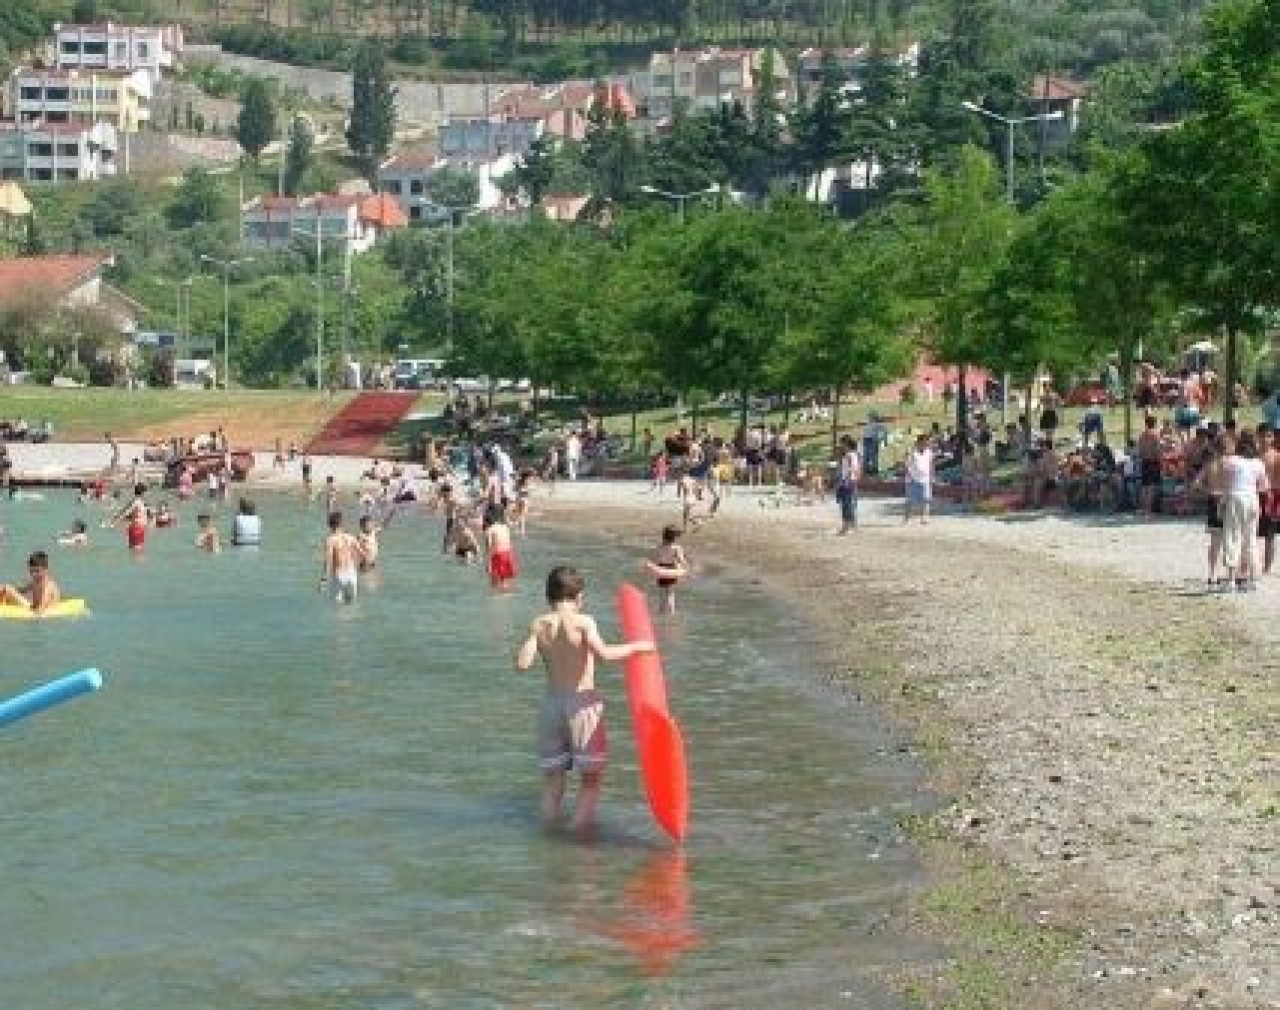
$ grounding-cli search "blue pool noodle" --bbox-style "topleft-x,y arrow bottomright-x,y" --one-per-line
0,668 -> 104,729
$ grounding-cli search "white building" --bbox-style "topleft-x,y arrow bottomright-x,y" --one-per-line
0,120 -> 118,183
48,22 -> 183,82
376,152 -> 519,222
8,67 -> 152,133
633,48 -> 791,119
240,192 -> 408,255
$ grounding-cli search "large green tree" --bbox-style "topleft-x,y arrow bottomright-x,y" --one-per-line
347,39 -> 398,178
235,78 -> 277,161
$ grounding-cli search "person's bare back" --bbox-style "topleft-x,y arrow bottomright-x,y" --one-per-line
527,609 -> 606,694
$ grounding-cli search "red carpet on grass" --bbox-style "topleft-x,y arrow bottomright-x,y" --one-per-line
306,392 -> 419,456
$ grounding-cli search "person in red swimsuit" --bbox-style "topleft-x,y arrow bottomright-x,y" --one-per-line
113,482 -> 149,551
483,503 -> 518,591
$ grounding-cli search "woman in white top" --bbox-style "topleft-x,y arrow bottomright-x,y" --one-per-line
1220,431 -> 1268,590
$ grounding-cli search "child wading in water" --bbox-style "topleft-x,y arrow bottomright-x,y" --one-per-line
645,524 -> 690,614
483,503 -> 518,591
514,567 -> 654,832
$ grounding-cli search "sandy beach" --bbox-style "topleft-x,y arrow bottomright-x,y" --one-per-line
8,444 -> 1277,1009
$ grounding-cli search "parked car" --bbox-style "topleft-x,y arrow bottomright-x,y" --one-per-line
1064,381 -> 1116,408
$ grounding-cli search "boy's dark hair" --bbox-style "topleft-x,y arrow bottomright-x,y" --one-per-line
28,550 -> 49,569
72,520 -> 87,534
239,497 -> 256,515
197,513 -> 211,524
483,503 -> 505,527
546,566 -> 585,603
662,525 -> 681,544
359,515 -> 372,530
328,511 -> 342,530
134,483 -> 146,496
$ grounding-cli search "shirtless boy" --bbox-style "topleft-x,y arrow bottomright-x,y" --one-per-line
483,503 -> 517,590
0,551 -> 62,613
195,513 -> 221,552
514,567 -> 654,831
321,511 -> 363,603
356,515 -> 380,571
645,525 -> 690,614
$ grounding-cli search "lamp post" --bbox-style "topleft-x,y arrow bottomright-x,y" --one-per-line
199,255 -> 253,390
959,101 -> 1064,205
638,184 -> 720,224
292,221 -> 333,391
423,202 -> 481,355
961,101 -> 1064,423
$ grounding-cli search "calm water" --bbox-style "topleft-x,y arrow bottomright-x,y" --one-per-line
1,490 -> 934,1008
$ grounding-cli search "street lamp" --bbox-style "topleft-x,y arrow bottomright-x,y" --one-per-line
638,184 -> 721,224
423,201 -> 481,355
960,101 -> 1064,204
291,222 -> 330,391
199,255 -> 253,389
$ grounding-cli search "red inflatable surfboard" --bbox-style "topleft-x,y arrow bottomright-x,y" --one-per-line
616,583 -> 690,843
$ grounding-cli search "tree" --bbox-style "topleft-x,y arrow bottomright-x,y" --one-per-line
509,134 -> 557,207
168,168 -> 228,229
85,178 -> 145,237
1114,0 -> 1280,422
792,54 -> 847,198
425,165 -> 480,208
907,146 -> 1018,428
282,114 -> 314,196
235,78 -> 276,161
347,39 -> 397,178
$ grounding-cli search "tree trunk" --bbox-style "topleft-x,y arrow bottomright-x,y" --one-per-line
956,363 -> 968,434
531,383 -> 540,421
738,386 -> 748,446
830,383 -> 841,455
782,390 -> 791,426
630,403 -> 638,452
1120,340 -> 1134,448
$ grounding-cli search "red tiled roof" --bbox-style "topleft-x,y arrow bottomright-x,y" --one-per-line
0,254 -> 111,308
1028,74 -> 1089,100
358,192 -> 408,229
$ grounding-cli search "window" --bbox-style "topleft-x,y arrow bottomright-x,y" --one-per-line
653,74 -> 673,89
60,40 -> 79,54
57,143 -> 79,157
27,143 -> 53,158
46,112 -> 68,123
409,179 -> 424,195
20,87 -> 42,101
114,42 -> 127,59
57,168 -> 80,180
678,72 -> 693,87
83,41 -> 106,56
1,168 -> 21,180
137,42 -> 149,58
385,179 -> 402,194
96,89 -> 118,101
46,88 -> 70,102
32,168 -> 53,181
409,205 -> 422,221
719,69 -> 741,86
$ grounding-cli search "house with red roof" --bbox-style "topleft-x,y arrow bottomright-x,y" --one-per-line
1026,74 -> 1089,144
239,191 -> 408,254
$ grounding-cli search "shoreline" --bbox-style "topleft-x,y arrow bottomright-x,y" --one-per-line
530,485 -> 1276,1010
8,445 -> 1277,1008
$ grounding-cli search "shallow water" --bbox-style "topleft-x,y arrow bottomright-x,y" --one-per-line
1,491 -> 934,1008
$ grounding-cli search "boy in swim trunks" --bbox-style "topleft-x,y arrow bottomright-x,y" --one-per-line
113,483 -> 149,551
0,551 -> 62,613
514,566 -> 654,831
320,511 -> 362,603
646,525 -> 690,614
356,515 -> 380,571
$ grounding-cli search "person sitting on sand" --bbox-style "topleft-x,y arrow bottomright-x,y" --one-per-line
0,551 -> 62,613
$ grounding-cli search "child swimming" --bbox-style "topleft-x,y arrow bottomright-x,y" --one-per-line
195,513 -> 221,552
58,521 -> 90,548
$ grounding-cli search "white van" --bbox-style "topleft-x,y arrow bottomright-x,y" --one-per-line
394,358 -> 446,389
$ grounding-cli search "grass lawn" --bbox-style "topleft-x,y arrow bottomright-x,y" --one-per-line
0,388 -> 353,447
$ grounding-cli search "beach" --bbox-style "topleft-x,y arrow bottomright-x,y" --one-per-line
7,443 -> 1277,1008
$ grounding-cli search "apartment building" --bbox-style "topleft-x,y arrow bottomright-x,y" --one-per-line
635,48 -> 791,119
9,67 -> 151,133
0,120 -> 118,183
48,22 -> 183,81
